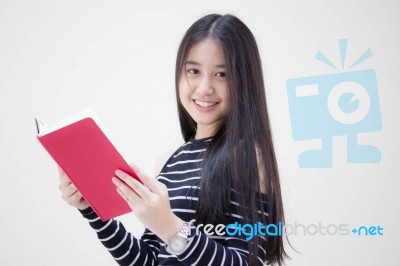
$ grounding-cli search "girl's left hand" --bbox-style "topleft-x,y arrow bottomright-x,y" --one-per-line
112,164 -> 183,243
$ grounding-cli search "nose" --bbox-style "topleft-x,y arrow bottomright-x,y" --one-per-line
196,76 -> 214,95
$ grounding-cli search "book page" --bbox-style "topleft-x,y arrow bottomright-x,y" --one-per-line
35,109 -> 105,137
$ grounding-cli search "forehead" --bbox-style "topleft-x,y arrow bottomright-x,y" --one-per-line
186,38 -> 225,64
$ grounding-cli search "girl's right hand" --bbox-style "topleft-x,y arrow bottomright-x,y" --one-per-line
58,167 -> 90,210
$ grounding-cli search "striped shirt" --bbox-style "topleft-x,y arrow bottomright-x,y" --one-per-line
79,137 -> 268,265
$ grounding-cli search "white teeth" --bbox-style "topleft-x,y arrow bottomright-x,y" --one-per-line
195,99 -> 217,107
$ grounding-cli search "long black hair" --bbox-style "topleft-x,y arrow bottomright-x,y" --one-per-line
175,14 -> 287,265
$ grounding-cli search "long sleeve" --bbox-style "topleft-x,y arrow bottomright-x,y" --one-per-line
79,207 -> 160,266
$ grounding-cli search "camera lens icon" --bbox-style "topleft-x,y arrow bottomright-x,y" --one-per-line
327,81 -> 370,125
286,69 -> 382,168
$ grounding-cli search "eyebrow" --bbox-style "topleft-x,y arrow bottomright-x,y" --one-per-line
185,60 -> 226,68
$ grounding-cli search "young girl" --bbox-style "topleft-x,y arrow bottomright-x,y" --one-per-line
59,14 -> 287,265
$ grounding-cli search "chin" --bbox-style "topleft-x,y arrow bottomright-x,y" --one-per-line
194,118 -> 222,127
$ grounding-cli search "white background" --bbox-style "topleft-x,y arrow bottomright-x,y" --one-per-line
1,0 -> 399,265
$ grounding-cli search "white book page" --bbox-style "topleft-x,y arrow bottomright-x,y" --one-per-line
35,109 -> 105,137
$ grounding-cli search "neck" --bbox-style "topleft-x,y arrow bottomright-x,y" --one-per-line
195,123 -> 219,139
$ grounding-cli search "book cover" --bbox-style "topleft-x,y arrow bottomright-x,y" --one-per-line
36,110 -> 137,221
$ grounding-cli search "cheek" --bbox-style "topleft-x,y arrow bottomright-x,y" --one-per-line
222,85 -> 230,104
179,79 -> 192,99
178,84 -> 190,108
222,86 -> 231,113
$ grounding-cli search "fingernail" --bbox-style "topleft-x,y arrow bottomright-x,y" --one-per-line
112,177 -> 118,184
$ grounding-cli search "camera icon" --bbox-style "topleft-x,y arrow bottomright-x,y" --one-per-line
286,69 -> 382,168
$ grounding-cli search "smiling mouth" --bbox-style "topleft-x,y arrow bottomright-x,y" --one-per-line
194,99 -> 218,107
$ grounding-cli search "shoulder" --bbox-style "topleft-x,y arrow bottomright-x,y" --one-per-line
153,146 -> 181,177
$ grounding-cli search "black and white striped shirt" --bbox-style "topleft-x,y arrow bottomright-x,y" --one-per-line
80,137 -> 268,265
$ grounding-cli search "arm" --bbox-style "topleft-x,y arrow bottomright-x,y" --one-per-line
58,167 -> 160,265
79,207 -> 160,266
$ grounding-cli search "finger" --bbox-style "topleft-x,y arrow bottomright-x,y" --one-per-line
61,183 -> 78,199
58,166 -> 65,175
116,187 -> 137,209
67,190 -> 85,206
58,167 -> 72,189
129,163 -> 159,192
114,170 -> 151,199
58,167 -> 68,180
58,169 -> 76,191
113,177 -> 141,205
59,176 -> 71,190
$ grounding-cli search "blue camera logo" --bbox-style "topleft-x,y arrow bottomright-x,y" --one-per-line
286,39 -> 382,168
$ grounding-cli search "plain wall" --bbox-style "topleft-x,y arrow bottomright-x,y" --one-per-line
1,0 -> 398,265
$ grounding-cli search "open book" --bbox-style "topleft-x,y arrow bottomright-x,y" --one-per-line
35,109 -> 137,221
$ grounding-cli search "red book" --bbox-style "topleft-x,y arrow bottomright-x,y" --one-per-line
35,110 -> 137,221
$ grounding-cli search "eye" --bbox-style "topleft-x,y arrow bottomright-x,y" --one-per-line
187,69 -> 200,75
215,72 -> 226,78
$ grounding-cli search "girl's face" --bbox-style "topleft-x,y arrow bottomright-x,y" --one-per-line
179,38 -> 230,138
